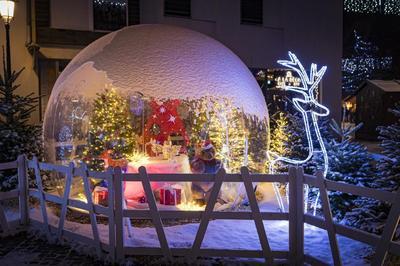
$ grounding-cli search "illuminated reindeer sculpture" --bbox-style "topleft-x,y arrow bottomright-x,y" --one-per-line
268,52 -> 329,212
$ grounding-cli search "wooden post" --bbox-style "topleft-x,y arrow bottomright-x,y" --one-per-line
315,170 -> 342,266
139,166 -> 171,260
57,162 -> 74,241
288,167 -> 297,266
288,167 -> 305,265
107,168 -> 116,263
17,155 -> 29,225
32,156 -> 52,242
372,191 -> 400,266
241,167 -> 273,264
114,167 -> 124,262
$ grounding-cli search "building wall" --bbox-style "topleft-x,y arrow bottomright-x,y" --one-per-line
0,0 -> 40,123
2,0 -> 343,123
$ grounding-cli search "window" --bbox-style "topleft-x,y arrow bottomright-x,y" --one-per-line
128,0 -> 140,25
93,0 -> 128,31
164,0 -> 191,18
39,59 -> 69,121
241,0 -> 263,25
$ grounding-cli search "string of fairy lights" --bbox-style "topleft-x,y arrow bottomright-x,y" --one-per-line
344,0 -> 400,15
342,31 -> 392,94
93,0 -> 127,7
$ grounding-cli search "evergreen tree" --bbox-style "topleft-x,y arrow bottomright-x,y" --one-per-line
0,50 -> 42,191
377,103 -> 400,190
84,88 -> 137,171
342,31 -> 392,95
268,112 -> 312,173
344,103 -> 400,239
313,120 -> 376,219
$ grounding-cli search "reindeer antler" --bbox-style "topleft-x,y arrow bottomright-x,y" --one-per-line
277,52 -> 309,91
278,52 -> 327,100
308,63 -> 327,100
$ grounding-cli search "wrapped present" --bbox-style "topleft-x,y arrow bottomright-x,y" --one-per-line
160,185 -> 181,205
93,186 -> 108,205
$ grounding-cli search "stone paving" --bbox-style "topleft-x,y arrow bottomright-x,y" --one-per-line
0,232 -> 106,265
0,232 -> 266,265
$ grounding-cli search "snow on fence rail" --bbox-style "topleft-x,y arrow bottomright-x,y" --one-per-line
0,155 -> 399,265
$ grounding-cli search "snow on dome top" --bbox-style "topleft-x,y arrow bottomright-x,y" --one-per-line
48,24 -> 268,119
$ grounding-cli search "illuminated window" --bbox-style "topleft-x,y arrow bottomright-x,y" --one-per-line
241,0 -> 263,25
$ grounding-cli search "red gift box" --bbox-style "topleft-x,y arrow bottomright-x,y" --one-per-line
93,186 -> 108,205
160,185 -> 181,205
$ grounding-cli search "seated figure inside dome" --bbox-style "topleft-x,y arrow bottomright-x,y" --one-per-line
190,140 -> 223,205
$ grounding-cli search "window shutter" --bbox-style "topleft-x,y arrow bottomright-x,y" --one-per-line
164,0 -> 191,17
35,0 -> 50,28
128,0 -> 140,25
241,0 -> 263,25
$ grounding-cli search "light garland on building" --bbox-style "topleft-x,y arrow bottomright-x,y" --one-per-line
268,52 -> 330,213
342,31 -> 392,94
93,0 -> 127,7
344,0 -> 400,15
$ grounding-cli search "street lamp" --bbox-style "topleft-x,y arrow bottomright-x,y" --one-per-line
0,0 -> 15,80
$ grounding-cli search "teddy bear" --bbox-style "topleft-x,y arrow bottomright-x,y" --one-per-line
190,140 -> 222,205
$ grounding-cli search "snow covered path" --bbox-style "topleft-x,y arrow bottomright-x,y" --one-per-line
28,203 -> 371,265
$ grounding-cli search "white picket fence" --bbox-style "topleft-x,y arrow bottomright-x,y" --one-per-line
0,155 -> 399,265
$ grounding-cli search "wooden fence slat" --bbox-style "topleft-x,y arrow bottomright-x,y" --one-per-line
241,167 -> 274,264
32,156 -> 52,241
122,172 -> 289,183
0,160 -> 17,170
189,168 -> 225,261
106,168 -> 116,262
295,167 -> 305,263
138,166 -> 171,260
56,162 -> 74,241
114,167 -> 124,262
303,174 -> 397,204
316,171 -> 342,266
288,167 -> 297,266
81,164 -> 102,257
0,203 -> 9,233
372,191 -> 400,266
17,155 -> 29,225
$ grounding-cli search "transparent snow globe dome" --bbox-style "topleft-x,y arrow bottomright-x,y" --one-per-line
43,24 -> 269,204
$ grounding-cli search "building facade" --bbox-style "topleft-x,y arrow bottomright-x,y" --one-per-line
0,0 -> 343,123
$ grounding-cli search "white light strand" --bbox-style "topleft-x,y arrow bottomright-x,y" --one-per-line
342,31 -> 392,94
344,0 -> 400,15
93,0 -> 127,7
268,52 -> 330,213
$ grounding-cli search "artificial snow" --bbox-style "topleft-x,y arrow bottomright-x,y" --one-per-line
22,201 -> 371,265
46,24 -> 268,119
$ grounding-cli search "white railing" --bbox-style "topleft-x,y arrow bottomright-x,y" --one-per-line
0,155 -> 399,265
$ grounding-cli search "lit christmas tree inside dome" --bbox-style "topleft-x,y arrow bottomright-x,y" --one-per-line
43,24 -> 269,206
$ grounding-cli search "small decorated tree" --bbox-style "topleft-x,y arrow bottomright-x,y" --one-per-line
84,89 -> 137,171
0,51 -> 42,190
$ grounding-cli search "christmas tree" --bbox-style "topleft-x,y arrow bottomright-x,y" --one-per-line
0,50 -> 42,191
84,88 -> 137,171
344,103 -> 400,238
312,120 -> 376,219
268,112 -> 312,174
342,31 -> 392,95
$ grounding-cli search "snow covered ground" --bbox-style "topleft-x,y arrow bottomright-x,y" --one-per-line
24,199 -> 371,265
